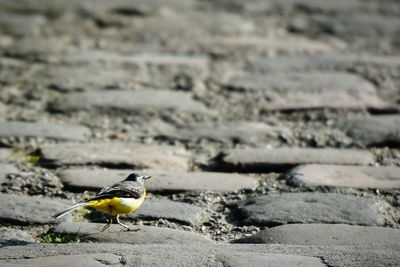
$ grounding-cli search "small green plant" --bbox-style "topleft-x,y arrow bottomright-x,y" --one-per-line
39,232 -> 80,244
9,149 -> 40,164
29,155 -> 40,164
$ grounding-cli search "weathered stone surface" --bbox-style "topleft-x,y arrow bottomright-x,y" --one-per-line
3,37 -> 70,61
225,72 -> 374,93
0,103 -> 6,116
231,193 -> 384,226
1,243 -> 399,267
249,53 -> 400,75
310,13 -> 400,37
33,65 -> 138,91
224,71 -> 388,110
0,244 -> 325,267
58,168 -> 258,193
40,142 -> 189,171
0,164 -> 18,186
286,164 -> 400,189
133,120 -> 289,145
54,222 -> 212,244
94,169 -> 256,192
316,246 -> 400,267
197,35 -> 333,55
131,119 -> 177,138
0,193 -> 72,224
127,199 -> 206,225
0,0 -> 197,16
0,13 -> 47,36
58,52 -> 208,89
49,90 -> 212,115
183,12 -> 255,36
235,224 -> 400,247
218,148 -> 374,172
171,121 -> 289,144
237,0 -> 362,14
121,11 -> 254,42
79,0 -> 197,15
215,252 -> 324,267
338,115 -> 400,147
265,91 -> 388,110
63,50 -> 207,67
52,52 -> 209,88
0,2 -> 399,267
0,121 -> 90,141
0,253 -> 123,267
0,227 -> 35,246
0,149 -> 11,161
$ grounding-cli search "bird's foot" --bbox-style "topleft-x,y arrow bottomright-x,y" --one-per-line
100,218 -> 112,232
125,227 -> 140,232
116,215 -> 136,231
101,222 -> 112,232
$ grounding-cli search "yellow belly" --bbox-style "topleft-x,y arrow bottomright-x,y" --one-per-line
85,192 -> 146,216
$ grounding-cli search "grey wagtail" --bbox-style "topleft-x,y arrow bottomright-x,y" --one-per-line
53,173 -> 150,231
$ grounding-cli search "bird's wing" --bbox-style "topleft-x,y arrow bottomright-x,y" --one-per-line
87,181 -> 144,202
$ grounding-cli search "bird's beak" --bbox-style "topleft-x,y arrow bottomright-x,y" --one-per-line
144,175 -> 151,180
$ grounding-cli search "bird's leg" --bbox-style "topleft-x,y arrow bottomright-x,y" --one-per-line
116,214 -> 130,231
116,214 -> 137,231
101,217 -> 112,232
100,205 -> 114,232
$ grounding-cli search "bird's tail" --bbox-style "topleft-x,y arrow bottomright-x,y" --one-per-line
53,203 -> 86,219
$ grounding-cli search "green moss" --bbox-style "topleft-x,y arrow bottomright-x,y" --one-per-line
39,232 -> 80,244
28,155 -> 40,164
9,149 -> 40,164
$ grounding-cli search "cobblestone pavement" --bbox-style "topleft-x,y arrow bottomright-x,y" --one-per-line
0,0 -> 400,266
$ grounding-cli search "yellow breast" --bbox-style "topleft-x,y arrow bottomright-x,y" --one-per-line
85,191 -> 146,216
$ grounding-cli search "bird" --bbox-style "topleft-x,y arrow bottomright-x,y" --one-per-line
53,173 -> 151,232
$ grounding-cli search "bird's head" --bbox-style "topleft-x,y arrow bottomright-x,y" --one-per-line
125,173 -> 151,184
